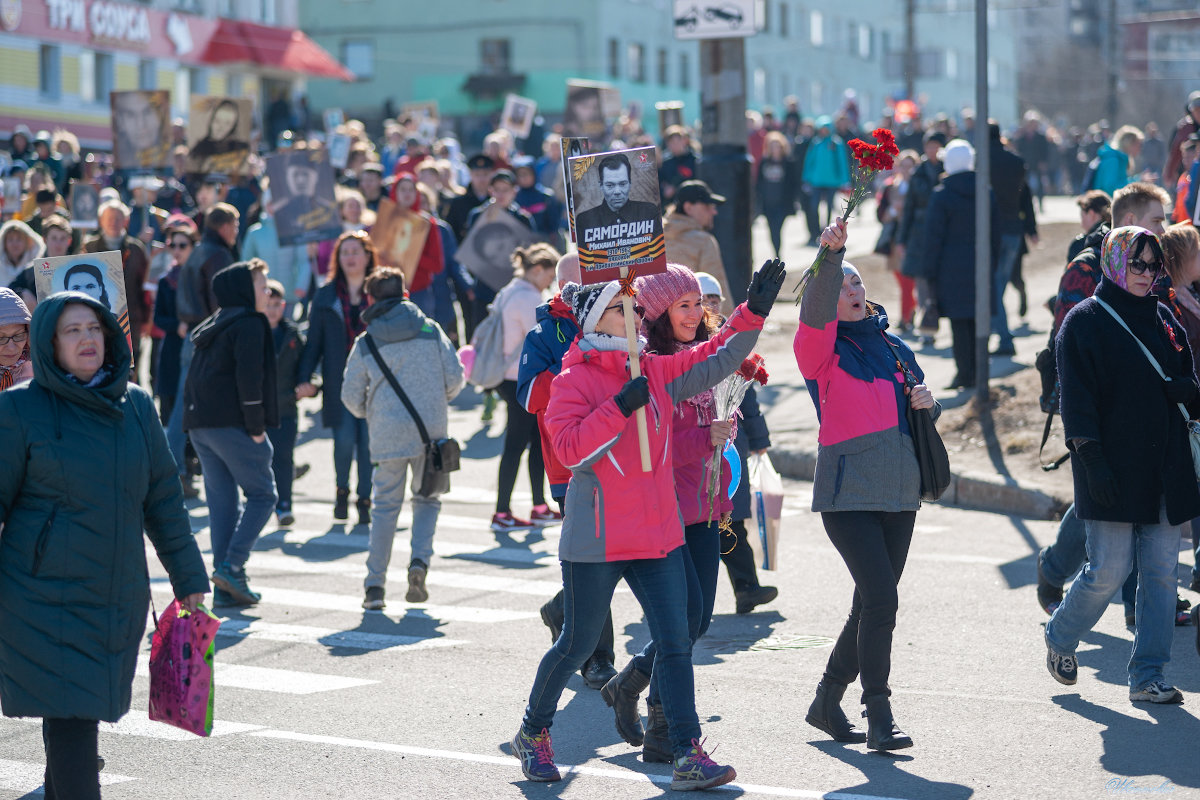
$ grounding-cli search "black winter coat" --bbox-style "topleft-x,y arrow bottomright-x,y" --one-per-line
183,265 -> 278,436
273,319 -> 305,419
898,158 -> 940,278
298,281 -> 358,428
0,293 -> 208,722
177,228 -> 236,327
922,171 -> 998,320
1058,278 -> 1200,525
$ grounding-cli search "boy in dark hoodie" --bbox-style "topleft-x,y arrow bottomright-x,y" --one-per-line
264,278 -> 306,526
183,260 -> 279,606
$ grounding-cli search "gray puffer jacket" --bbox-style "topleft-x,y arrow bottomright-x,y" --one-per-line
341,297 -> 465,461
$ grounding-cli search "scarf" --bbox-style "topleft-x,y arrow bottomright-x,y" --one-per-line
335,278 -> 369,354
63,364 -> 113,388
673,337 -> 715,424
580,332 -> 647,354
0,348 -> 29,390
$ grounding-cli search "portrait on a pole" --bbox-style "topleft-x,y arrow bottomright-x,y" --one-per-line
568,146 -> 666,284
560,137 -> 589,244
186,96 -> 253,178
70,184 -> 100,230
563,81 -> 608,139
457,203 -> 536,292
500,95 -> 537,140
111,90 -> 173,170
34,251 -> 131,347
264,150 -> 341,246
372,196 -> 432,290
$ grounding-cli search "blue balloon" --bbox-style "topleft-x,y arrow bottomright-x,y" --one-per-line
723,440 -> 741,499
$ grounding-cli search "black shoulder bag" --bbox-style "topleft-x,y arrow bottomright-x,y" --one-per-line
880,333 -> 952,502
363,334 -> 461,498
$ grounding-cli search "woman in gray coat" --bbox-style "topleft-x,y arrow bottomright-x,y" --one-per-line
0,292 -> 209,799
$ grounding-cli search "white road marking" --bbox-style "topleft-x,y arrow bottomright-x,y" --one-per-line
249,527 -> 557,564
134,655 -> 377,695
244,729 -> 912,799
0,758 -> 135,792
216,618 -> 466,653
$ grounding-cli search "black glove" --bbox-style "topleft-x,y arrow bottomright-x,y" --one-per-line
1075,440 -> 1118,508
746,258 -> 787,317
1163,377 -> 1199,405
614,376 -> 650,418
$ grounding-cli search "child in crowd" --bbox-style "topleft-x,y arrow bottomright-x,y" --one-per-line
265,278 -> 306,526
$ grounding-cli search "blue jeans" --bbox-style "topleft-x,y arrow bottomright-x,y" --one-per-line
1192,519 -> 1200,585
1040,503 -> 1138,613
991,233 -> 1023,349
267,414 -> 298,511
166,336 -> 194,476
1045,503 -> 1183,689
629,522 -> 716,706
522,547 -> 701,758
189,427 -> 278,570
333,412 -> 373,497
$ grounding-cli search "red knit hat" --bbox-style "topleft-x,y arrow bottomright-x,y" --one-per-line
634,264 -> 702,323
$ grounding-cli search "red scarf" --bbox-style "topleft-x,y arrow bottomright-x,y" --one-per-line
0,347 -> 29,391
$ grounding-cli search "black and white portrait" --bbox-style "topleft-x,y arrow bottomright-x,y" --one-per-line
265,150 -> 341,246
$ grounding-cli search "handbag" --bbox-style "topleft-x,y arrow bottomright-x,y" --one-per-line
363,334 -> 461,498
880,332 -> 952,502
1094,296 -> 1200,480
148,599 -> 220,736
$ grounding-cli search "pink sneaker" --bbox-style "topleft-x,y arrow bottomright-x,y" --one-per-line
491,512 -> 534,532
529,504 -> 563,525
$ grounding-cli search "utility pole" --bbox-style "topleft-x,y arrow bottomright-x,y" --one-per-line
1106,0 -> 1119,122
974,0 -> 991,402
698,38 -> 752,304
904,0 -> 916,101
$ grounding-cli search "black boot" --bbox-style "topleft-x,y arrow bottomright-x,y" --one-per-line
864,697 -> 913,751
356,497 -> 372,527
600,661 -> 650,746
334,488 -> 350,520
805,681 -> 866,743
641,701 -> 671,763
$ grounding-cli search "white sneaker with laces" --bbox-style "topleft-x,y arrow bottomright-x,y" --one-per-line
1130,681 -> 1183,704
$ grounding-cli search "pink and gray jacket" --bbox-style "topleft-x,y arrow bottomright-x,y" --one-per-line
794,249 -> 939,512
546,304 -> 763,562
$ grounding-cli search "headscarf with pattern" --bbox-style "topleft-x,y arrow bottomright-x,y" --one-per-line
1100,226 -> 1164,291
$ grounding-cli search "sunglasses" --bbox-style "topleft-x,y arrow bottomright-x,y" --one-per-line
1127,258 -> 1162,276
0,331 -> 28,346
168,241 -> 192,250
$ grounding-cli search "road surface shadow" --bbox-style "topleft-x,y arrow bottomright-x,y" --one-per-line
808,739 -> 974,799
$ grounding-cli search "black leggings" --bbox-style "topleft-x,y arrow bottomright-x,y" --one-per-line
495,380 -> 546,513
949,318 -> 976,385
820,510 -> 916,703
42,718 -> 100,800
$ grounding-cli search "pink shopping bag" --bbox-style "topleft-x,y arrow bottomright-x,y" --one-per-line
148,599 -> 220,736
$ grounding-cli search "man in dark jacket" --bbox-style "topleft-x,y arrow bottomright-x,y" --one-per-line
184,260 -> 278,606
988,123 -> 1037,356
445,154 -> 494,242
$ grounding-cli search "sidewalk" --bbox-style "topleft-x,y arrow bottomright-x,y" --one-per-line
748,196 -> 1081,520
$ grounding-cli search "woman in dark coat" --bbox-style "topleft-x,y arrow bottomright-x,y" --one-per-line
0,292 -> 208,799
756,131 -> 801,259
1044,226 -> 1200,704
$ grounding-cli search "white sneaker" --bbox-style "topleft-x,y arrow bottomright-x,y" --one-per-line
1130,681 -> 1183,704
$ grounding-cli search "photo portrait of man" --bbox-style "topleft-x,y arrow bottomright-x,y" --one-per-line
111,90 -> 172,169
563,82 -> 606,139
71,185 -> 100,228
573,152 -> 662,240
266,151 -> 341,245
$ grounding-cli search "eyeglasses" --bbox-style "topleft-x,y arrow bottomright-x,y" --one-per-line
0,331 -> 28,346
1128,258 -> 1162,276
168,241 -> 192,250
603,303 -> 644,317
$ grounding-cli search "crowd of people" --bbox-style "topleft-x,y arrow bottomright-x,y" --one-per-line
2,84 -> 1200,796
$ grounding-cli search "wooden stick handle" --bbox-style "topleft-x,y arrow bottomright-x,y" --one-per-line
619,281 -> 652,472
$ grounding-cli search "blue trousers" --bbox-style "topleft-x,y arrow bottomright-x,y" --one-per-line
190,426 -> 278,570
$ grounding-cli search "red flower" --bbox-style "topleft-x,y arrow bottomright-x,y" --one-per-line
872,127 -> 900,156
737,354 -> 768,385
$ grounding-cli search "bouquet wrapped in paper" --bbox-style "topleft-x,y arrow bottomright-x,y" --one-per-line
706,354 -> 769,520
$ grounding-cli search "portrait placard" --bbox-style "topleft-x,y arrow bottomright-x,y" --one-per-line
186,96 -> 253,177
1,177 -> 20,214
70,184 -> 100,230
560,137 -> 589,244
34,251 -> 131,350
111,90 -> 173,170
655,101 -> 685,134
563,81 -> 609,139
264,150 -> 342,246
567,146 -> 666,285
401,101 -> 440,140
327,133 -> 352,169
323,108 -> 344,133
372,197 -> 432,289
457,204 -> 536,292
500,94 -> 537,140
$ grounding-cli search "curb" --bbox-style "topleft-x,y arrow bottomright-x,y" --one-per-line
769,446 -> 1071,521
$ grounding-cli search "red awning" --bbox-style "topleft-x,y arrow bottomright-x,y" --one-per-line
200,20 -> 354,82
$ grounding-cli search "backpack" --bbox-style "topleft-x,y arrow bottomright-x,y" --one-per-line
465,288 -> 512,390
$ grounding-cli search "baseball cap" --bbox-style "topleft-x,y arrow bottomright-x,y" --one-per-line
675,180 -> 725,206
467,154 -> 495,171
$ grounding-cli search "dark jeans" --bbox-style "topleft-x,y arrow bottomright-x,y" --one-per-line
333,412 -> 373,498
810,187 -> 839,230
522,547 -> 701,758
267,414 -> 298,511
764,209 -> 789,258
721,518 -> 761,591
495,379 -> 546,513
630,521 -> 717,707
1040,502 -> 1138,613
546,589 -> 615,664
42,718 -> 99,800
821,510 -> 916,703
190,426 -> 278,570
950,318 -> 976,385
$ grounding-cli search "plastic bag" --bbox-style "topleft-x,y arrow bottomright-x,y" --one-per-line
148,600 -> 220,736
748,452 -> 784,571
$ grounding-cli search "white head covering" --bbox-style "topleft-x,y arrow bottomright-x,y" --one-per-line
694,271 -> 723,299
940,139 -> 975,175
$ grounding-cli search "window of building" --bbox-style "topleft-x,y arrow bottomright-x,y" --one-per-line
608,38 -> 620,79
227,73 -> 243,97
847,22 -> 858,56
342,40 -> 374,81
628,42 -> 645,83
859,24 -> 872,59
79,51 -> 95,103
38,44 -> 60,100
94,52 -> 114,103
810,10 -> 823,46
138,58 -> 156,91
753,67 -> 766,106
945,48 -> 957,79
810,80 -> 823,112
480,38 -> 511,76
779,3 -> 788,37
189,67 -> 208,96
757,0 -> 768,32
260,0 -> 278,24
174,70 -> 190,116
657,48 -> 669,85
679,51 -> 690,89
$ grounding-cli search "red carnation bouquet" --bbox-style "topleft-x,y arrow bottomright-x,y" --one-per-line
706,354 -> 769,519
793,128 -> 900,304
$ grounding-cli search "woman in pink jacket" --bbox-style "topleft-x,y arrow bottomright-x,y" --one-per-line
511,259 -> 785,791
599,265 -> 737,763
795,219 -> 937,752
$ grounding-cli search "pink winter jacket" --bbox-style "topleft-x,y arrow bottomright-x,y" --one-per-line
546,303 -> 763,562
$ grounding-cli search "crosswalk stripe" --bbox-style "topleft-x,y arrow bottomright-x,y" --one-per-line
0,758 -> 136,791
251,527 -> 557,564
150,584 -> 537,623
9,709 -> 265,742
217,618 -> 466,653
132,656 -> 377,696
